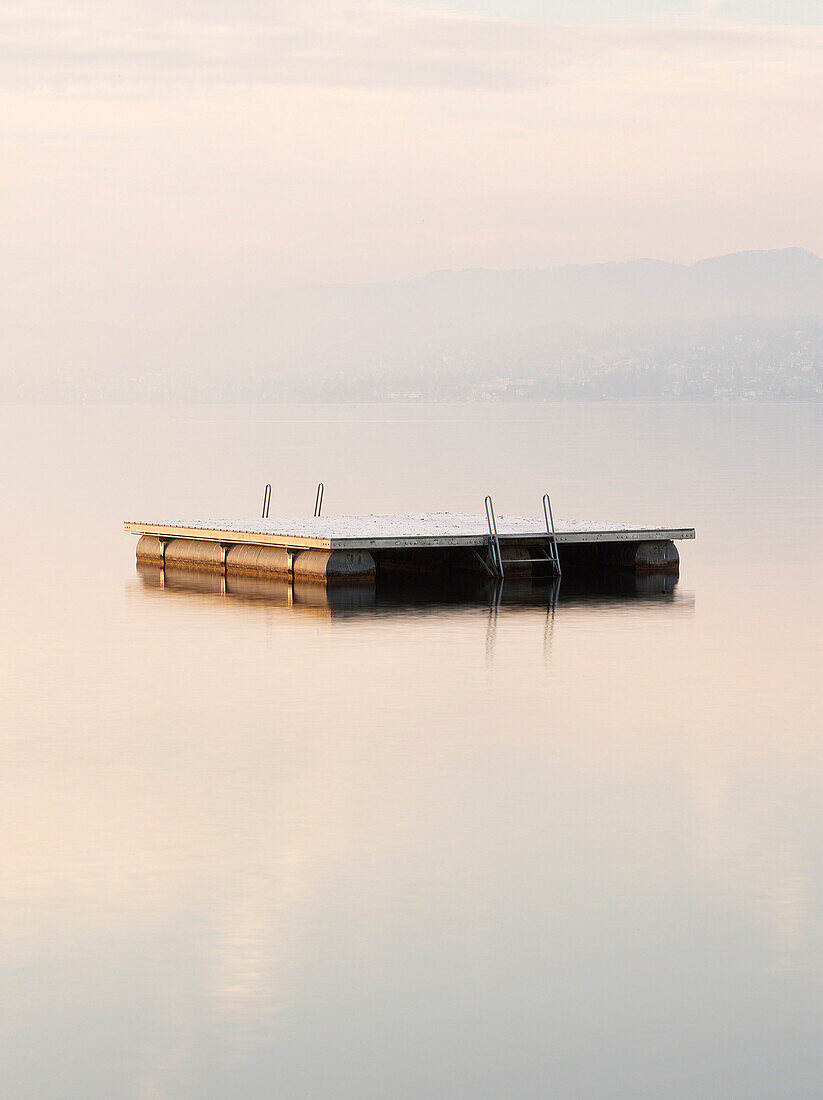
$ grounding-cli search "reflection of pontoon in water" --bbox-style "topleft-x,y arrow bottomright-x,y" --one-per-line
134,558 -> 690,620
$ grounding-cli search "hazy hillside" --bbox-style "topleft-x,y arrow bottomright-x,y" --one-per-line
3,248 -> 822,400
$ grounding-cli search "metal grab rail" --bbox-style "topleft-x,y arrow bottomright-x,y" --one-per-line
314,482 -> 324,517
484,494 -> 505,579
261,483 -> 272,519
542,492 -> 562,578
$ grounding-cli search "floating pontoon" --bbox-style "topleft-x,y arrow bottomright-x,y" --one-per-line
126,495 -> 694,586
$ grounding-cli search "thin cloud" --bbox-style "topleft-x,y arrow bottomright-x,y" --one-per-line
0,1 -> 819,94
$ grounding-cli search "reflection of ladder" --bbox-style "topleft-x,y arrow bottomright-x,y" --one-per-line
543,575 -> 561,661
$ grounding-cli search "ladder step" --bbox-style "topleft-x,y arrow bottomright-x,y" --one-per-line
503,557 -> 559,565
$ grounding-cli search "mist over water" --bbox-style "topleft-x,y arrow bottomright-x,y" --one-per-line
2,402 -> 822,1098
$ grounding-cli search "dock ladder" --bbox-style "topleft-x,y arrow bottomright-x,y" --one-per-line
542,492 -> 562,578
484,495 -> 505,579
483,493 -> 562,580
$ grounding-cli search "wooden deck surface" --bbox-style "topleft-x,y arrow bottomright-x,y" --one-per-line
125,513 -> 696,551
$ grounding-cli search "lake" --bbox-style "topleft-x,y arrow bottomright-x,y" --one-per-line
1,401 -> 821,1098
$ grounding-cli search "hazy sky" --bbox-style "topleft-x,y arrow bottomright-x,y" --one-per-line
407,1 -> 822,19
0,0 -> 820,332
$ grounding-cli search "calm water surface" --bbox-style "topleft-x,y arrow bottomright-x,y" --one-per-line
1,402 -> 822,1098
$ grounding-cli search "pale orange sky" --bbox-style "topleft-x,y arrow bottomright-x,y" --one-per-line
0,2 -> 820,311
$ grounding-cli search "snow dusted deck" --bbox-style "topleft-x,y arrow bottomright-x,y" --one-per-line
125,513 -> 695,551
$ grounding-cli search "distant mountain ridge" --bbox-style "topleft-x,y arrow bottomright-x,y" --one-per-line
251,247 -> 823,391
2,248 -> 822,400
266,247 -> 823,358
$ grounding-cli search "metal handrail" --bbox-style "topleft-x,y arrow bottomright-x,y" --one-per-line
484,494 -> 504,579
314,482 -> 324,517
542,492 -> 562,578
261,483 -> 271,519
